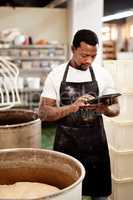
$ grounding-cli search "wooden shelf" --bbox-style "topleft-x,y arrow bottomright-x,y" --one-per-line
0,44 -> 67,108
103,41 -> 116,60
11,56 -> 65,61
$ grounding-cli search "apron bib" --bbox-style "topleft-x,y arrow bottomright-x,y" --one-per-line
54,62 -> 111,196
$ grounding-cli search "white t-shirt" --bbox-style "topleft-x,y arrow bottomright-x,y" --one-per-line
41,62 -> 116,106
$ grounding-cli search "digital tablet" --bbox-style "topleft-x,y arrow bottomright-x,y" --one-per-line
88,93 -> 121,105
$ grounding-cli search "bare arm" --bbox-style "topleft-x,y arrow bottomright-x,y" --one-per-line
100,97 -> 120,117
39,95 -> 120,122
89,97 -> 120,117
38,97 -> 86,122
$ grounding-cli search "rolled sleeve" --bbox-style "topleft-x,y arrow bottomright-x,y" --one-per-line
41,74 -> 57,100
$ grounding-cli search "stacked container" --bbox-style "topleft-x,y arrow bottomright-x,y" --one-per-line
103,60 -> 133,200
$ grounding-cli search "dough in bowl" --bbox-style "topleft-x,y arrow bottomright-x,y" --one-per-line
0,182 -> 61,199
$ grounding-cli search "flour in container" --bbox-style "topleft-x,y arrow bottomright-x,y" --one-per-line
0,182 -> 61,199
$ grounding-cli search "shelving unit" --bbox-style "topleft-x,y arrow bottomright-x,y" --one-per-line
0,44 -> 67,109
103,41 -> 116,60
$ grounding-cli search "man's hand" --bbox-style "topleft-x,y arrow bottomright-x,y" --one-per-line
72,94 -> 95,111
73,95 -> 120,117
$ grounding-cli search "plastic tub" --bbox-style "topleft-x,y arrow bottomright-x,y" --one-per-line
104,60 -> 133,93
104,117 -> 133,150
118,93 -> 133,120
109,145 -> 133,179
110,175 -> 133,200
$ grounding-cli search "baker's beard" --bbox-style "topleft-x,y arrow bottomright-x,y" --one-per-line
70,60 -> 90,71
76,64 -> 90,71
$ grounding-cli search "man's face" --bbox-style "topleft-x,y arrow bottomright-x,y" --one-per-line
72,41 -> 97,70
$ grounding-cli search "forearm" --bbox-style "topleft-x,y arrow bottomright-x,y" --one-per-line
102,103 -> 120,117
39,104 -> 77,122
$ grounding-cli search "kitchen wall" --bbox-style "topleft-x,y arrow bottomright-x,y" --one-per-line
0,7 -> 68,44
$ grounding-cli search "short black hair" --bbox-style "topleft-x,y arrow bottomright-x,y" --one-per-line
72,29 -> 99,48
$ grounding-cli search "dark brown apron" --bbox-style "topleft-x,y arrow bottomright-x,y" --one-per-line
54,62 -> 111,197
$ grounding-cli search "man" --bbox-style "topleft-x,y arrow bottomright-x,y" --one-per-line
39,29 -> 120,200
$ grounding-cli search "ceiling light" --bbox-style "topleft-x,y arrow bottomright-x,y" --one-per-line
102,10 -> 133,22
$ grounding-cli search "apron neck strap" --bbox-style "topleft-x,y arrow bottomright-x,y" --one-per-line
89,66 -> 96,81
62,62 -> 70,82
62,62 -> 96,82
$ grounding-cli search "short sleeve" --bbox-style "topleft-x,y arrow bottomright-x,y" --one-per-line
41,73 -> 57,100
